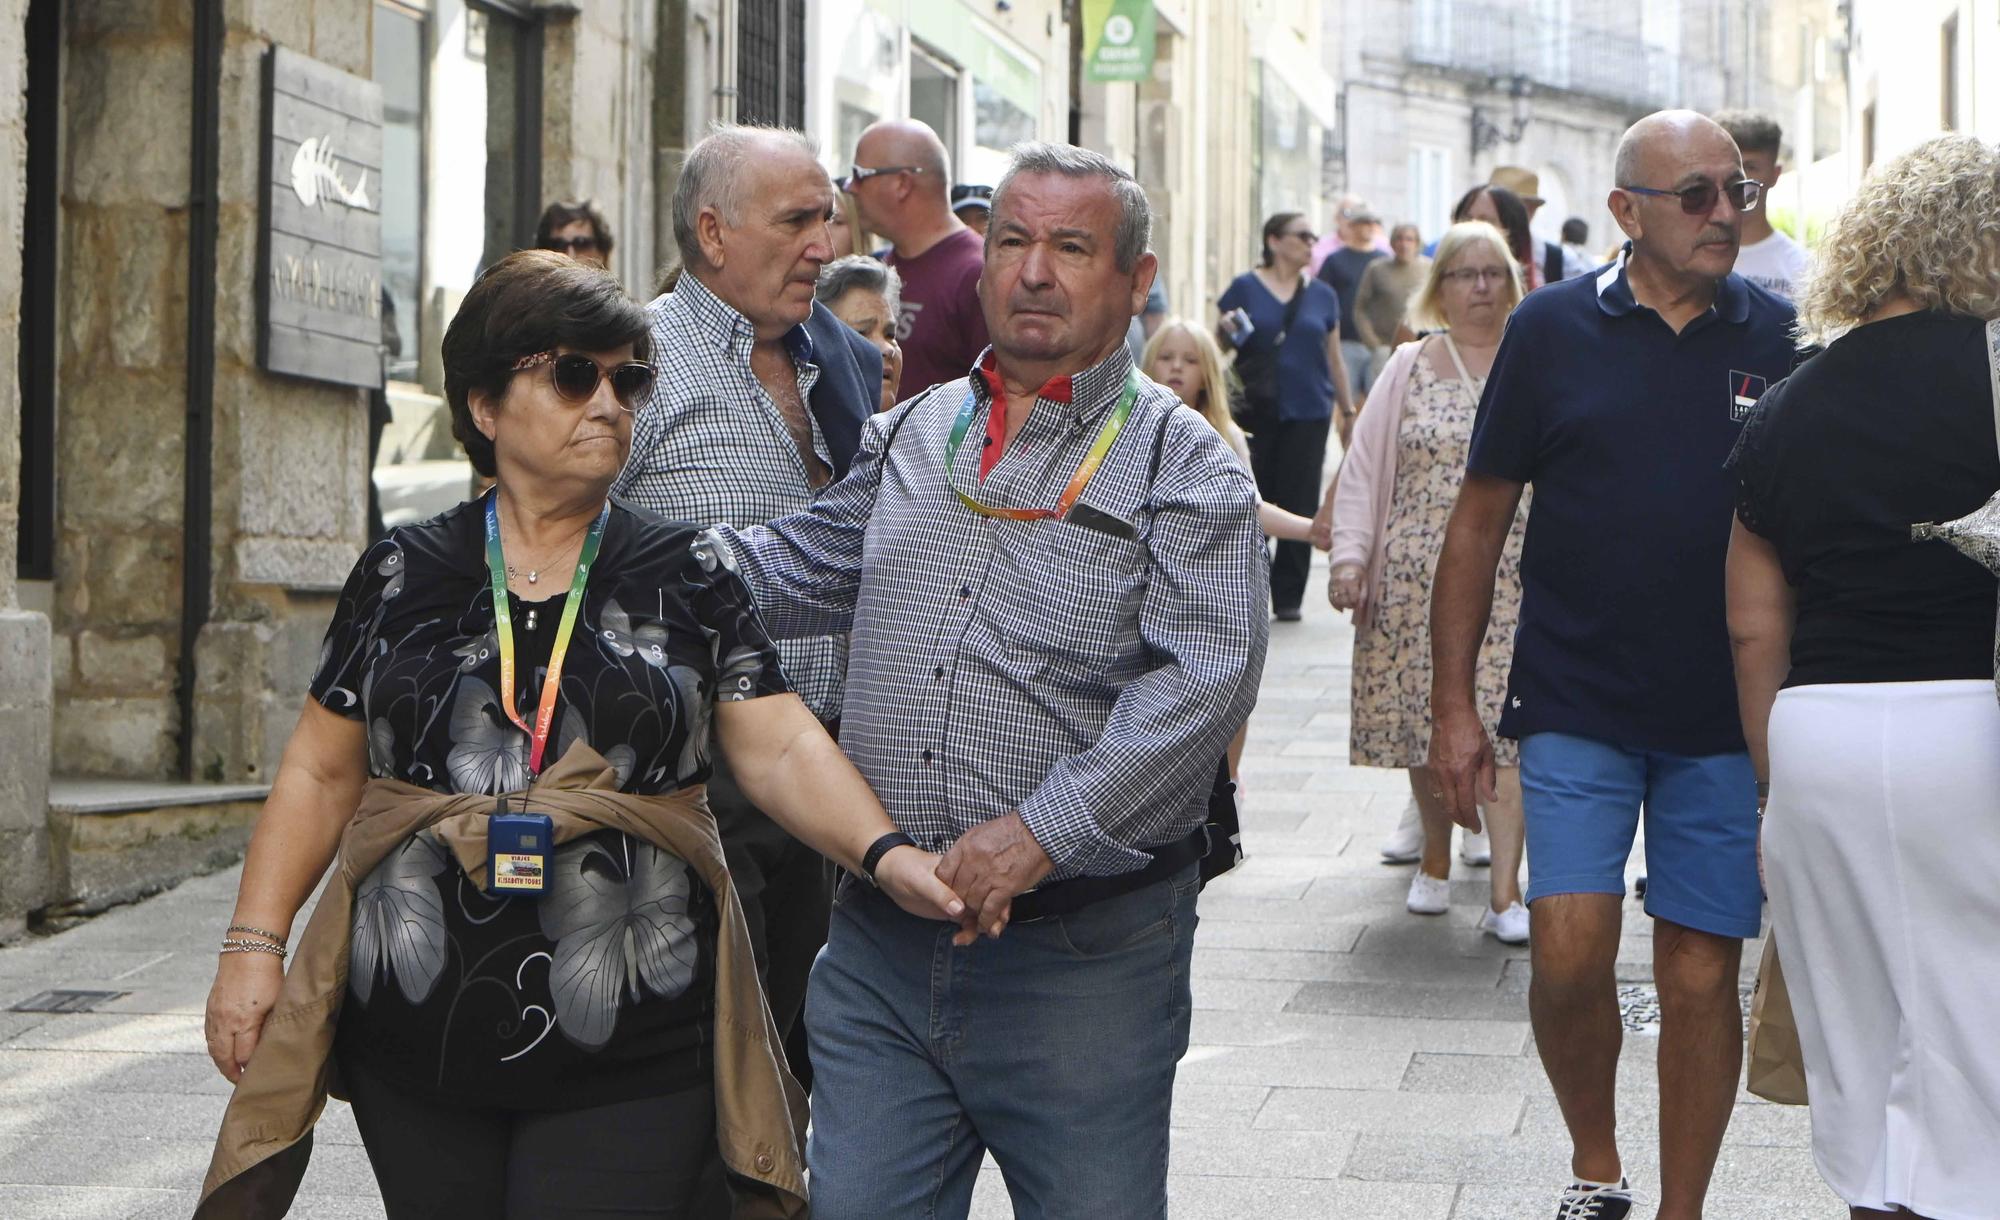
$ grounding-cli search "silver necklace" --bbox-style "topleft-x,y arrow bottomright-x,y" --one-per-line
505,562 -> 541,585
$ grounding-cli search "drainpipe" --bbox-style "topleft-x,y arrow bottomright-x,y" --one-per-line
176,0 -> 223,781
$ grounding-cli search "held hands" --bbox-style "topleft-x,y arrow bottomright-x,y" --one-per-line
204,953 -> 284,1083
1309,497 -> 1335,552
1327,562 -> 1366,612
872,847 -> 969,928
934,812 -> 1054,946
1427,705 -> 1497,834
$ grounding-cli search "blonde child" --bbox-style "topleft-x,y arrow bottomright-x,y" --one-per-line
1142,319 -> 1320,545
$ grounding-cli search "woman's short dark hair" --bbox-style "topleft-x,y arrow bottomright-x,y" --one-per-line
1259,211 -> 1305,267
535,200 -> 614,258
1451,185 -> 1533,271
442,249 -> 651,477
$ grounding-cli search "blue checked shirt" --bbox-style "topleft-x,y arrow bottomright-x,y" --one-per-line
711,345 -> 1269,881
612,275 -> 847,722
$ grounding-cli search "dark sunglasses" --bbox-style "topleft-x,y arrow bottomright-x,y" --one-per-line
836,164 -> 923,192
1620,177 -> 1763,215
544,235 -> 601,254
511,350 -> 655,411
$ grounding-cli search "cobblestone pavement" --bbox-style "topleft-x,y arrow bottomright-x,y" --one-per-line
0,569 -> 1843,1218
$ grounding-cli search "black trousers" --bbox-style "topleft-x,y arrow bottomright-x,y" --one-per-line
345,1063 -> 715,1219
1248,414 -> 1332,611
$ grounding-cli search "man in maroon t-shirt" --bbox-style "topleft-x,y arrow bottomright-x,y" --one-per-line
844,119 -> 990,402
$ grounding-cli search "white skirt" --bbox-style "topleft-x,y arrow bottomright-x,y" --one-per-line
1766,680 -> 2000,1219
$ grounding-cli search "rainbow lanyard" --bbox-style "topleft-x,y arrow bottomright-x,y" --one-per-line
483,492 -> 609,776
947,369 -> 1139,521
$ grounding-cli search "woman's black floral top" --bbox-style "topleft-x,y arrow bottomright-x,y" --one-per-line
309,496 -> 788,1108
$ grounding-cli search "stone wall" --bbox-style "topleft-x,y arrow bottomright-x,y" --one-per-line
49,4 -> 195,780
51,1 -> 372,786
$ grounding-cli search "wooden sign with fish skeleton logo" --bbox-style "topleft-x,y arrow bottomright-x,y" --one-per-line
257,47 -> 385,389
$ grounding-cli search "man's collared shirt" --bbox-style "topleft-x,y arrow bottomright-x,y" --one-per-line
712,345 -> 1269,881
612,273 -> 846,722
1466,243 -> 1798,755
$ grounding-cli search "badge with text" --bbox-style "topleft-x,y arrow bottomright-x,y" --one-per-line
1728,370 -> 1768,422
488,810 -> 553,895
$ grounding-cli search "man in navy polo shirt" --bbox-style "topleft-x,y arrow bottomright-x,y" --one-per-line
1429,111 -> 1795,1220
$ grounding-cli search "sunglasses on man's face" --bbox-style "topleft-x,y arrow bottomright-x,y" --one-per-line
1620,177 -> 1763,216
511,351 -> 656,411
836,165 -> 923,193
545,235 -> 601,254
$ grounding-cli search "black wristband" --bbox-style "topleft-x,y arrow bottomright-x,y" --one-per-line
862,831 -> 917,887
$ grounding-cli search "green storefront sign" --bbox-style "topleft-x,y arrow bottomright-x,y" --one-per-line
1082,0 -> 1155,83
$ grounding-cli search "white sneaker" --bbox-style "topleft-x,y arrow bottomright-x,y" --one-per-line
1380,800 -> 1424,863
1458,827 -> 1491,866
1478,900 -> 1530,944
1406,873 -> 1450,915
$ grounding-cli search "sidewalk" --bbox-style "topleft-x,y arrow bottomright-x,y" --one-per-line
0,588 -> 1841,1218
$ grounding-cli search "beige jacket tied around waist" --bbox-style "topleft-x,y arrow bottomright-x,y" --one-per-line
195,744 -> 808,1220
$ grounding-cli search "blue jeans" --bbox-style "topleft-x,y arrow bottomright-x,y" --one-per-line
804,864 -> 1201,1220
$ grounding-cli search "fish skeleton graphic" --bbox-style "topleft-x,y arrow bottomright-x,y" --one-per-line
290,136 -> 373,211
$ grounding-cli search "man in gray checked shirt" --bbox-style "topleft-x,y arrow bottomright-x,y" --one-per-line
711,143 -> 1268,1219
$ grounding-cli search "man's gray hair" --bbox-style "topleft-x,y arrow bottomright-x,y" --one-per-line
814,254 -> 903,319
672,123 -> 819,271
990,142 -> 1152,273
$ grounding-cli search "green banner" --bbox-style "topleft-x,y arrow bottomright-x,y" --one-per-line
1083,0 -> 1155,83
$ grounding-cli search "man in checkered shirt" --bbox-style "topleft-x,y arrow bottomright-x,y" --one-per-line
610,126 -> 883,1101
712,142 -> 1269,1219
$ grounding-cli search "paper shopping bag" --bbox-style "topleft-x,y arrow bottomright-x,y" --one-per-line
1745,934 -> 1810,1106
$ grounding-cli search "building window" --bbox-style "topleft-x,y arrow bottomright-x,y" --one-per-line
738,0 -> 805,128
16,0 -> 60,582
910,44 -> 961,162
1413,0 -> 1452,59
1940,14 -> 1959,131
1407,144 -> 1452,250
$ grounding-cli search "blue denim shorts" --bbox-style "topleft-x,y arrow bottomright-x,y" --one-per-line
1519,732 -> 1762,939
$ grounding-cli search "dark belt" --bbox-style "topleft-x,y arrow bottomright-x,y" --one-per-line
1008,826 -> 1210,924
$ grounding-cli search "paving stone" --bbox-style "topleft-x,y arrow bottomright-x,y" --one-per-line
1352,919 -> 1533,960
1196,946 -> 1508,987
1176,1043 -> 1411,1090
0,1049 -> 234,1095
1167,1126 -> 1356,1178
1190,1011 -> 1526,1056
1196,919 -> 1367,953
0,1185 -> 182,1220
1253,1086 -> 1524,1136
1170,1082 -> 1271,1129
1287,981 -> 1530,1022
4,1012 -> 205,1055
1188,976 -> 1303,1012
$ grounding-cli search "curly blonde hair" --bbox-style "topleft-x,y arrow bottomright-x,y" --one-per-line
1796,135 -> 2000,348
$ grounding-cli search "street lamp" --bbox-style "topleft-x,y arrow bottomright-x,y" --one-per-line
1470,74 -> 1533,160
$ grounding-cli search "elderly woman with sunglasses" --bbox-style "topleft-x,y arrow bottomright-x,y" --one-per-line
200,250 -> 963,1218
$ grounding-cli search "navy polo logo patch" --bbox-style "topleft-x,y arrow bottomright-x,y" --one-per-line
1728,371 -> 1767,422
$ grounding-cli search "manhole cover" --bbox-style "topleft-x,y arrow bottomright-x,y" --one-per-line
8,989 -> 128,1014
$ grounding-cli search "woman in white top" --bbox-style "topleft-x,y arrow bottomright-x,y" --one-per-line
1319,221 -> 1532,942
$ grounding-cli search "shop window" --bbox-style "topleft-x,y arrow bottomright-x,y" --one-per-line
371,0 -> 543,532
910,44 -> 961,162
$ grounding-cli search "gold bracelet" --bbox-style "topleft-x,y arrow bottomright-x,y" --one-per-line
220,939 -> 287,958
226,923 -> 287,947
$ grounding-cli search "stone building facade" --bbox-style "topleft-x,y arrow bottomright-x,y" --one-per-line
1,0 -> 660,931
1323,0 -> 1779,254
